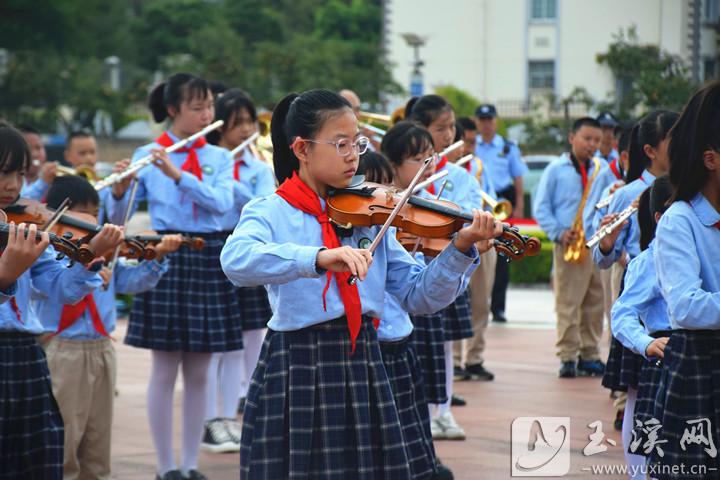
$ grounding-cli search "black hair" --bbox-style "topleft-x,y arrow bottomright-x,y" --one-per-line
46,175 -> 100,210
454,121 -> 464,142
617,127 -> 631,153
66,130 -> 94,148
571,117 -> 601,133
357,151 -> 394,185
208,80 -> 228,98
458,117 -> 476,132
638,175 -> 673,250
148,72 -> 211,123
207,89 -> 258,145
271,89 -> 352,184
626,109 -> 678,183
380,121 -> 434,167
16,124 -> 40,135
668,81 -> 720,202
0,122 -> 31,174
405,95 -> 452,127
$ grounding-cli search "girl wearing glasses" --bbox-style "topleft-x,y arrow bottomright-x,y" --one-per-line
107,73 -> 241,480
220,88 -> 500,479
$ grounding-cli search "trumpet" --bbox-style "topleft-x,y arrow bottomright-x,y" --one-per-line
56,164 -> 99,183
595,193 -> 614,211
359,111 -> 392,126
585,203 -> 637,249
480,190 -> 512,220
94,120 -> 224,191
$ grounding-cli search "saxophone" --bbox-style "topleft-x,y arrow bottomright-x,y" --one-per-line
563,157 -> 601,264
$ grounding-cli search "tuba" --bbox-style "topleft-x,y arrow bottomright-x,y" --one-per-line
563,157 -> 602,264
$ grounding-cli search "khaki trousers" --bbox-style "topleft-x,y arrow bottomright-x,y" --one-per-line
44,337 -> 116,480
553,244 -> 605,362
454,249 -> 497,367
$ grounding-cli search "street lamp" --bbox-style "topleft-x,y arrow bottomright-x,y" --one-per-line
402,33 -> 427,96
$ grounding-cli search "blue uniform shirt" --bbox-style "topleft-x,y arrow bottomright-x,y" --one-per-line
106,131 -> 234,232
611,242 -> 671,358
428,161 -> 483,213
654,193 -> 720,329
31,258 -> 169,340
583,166 -> 623,239
0,247 -> 102,334
595,148 -> 619,163
592,170 -> 655,269
532,154 -> 605,242
21,178 -> 50,201
475,134 -> 527,192
220,193 -> 480,332
219,149 -> 276,231
462,156 -> 497,198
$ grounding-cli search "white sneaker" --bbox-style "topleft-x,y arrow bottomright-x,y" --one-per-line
434,411 -> 466,440
223,418 -> 242,444
201,418 -> 240,453
431,417 -> 447,439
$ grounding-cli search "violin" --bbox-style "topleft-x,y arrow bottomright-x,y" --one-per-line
0,210 -> 95,265
129,234 -> 205,251
396,230 -> 541,261
5,198 -> 150,261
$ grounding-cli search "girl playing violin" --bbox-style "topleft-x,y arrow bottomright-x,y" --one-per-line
0,123 -> 122,480
220,89 -> 500,479
107,72 -> 241,480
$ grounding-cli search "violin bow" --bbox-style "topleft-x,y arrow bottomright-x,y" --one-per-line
41,197 -> 71,232
104,178 -> 140,289
410,179 -> 449,256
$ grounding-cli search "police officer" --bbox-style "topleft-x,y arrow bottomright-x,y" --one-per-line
475,104 -> 527,323
595,111 -> 620,163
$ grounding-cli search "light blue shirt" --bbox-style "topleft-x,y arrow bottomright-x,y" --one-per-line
532,153 -> 605,242
654,193 -> 720,329
611,242 -> 671,358
428,161 -> 483,213
592,170 -> 655,269
220,193 -> 480,332
31,258 -> 168,340
106,131 -> 234,232
21,178 -> 50,201
595,148 -> 619,163
0,247 -> 102,334
583,166 -> 623,239
219,149 -> 276,231
475,134 -> 527,192
463,156 -> 497,198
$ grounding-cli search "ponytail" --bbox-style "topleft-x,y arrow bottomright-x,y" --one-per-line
626,109 -> 679,183
147,72 -> 210,123
271,93 -> 300,184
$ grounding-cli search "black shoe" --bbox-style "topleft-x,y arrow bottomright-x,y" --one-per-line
156,471 -> 184,480
578,358 -> 606,377
450,394 -> 466,407
614,409 -> 624,431
492,311 -> 507,323
558,361 -> 577,378
453,366 -> 470,380
464,363 -> 495,381
434,460 -> 454,480
183,470 -> 208,480
237,396 -> 246,414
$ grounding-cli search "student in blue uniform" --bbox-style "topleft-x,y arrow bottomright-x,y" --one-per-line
474,103 -> 527,324
107,73 -> 241,480
406,95 -> 483,439
203,89 -> 275,453
17,124 -> 57,200
533,117 -> 606,378
0,123 -> 121,480
595,112 -> 621,162
220,89 -> 500,479
651,81 -> 720,480
37,175 -> 181,480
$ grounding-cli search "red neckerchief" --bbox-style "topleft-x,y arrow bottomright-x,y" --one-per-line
427,156 -> 449,195
234,159 -> 244,182
55,294 -> 110,338
275,172 -> 363,353
572,155 -> 589,189
156,132 -> 207,217
609,158 -> 622,180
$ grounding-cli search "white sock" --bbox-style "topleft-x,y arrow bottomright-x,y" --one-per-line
204,354 -> 221,422
436,341 -> 454,416
147,350 -> 181,476
180,352 -> 212,474
239,329 -> 266,399
219,350 -> 243,419
623,387 -> 646,480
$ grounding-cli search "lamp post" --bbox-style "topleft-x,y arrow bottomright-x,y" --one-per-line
402,33 -> 427,96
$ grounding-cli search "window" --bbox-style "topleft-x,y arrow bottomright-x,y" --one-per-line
528,61 -> 555,90
530,0 -> 557,20
704,58 -> 717,81
705,0 -> 720,21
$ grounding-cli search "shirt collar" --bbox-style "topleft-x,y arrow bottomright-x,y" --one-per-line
641,169 -> 656,185
476,133 -> 501,147
690,193 -> 720,227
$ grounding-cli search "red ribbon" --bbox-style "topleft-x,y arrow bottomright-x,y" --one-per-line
234,159 -> 244,182
56,294 -> 110,338
427,156 -> 449,195
609,159 -> 622,180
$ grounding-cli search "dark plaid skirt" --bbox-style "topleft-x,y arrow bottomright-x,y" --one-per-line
649,331 -> 720,479
239,316 -> 412,480
601,337 -> 643,391
0,333 -> 63,480
629,357 -> 665,457
126,233 -> 244,352
409,312 -> 447,404
380,338 -> 437,480
238,285 -> 272,331
441,288 -> 473,341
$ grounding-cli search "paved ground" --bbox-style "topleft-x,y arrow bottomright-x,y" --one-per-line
110,287 -> 627,479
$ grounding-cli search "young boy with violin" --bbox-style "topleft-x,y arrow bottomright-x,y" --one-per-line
34,175 -> 183,479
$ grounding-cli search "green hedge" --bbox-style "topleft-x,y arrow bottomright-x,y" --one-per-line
508,230 -> 553,284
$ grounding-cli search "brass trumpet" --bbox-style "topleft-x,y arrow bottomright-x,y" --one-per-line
56,164 -> 98,183
359,111 -> 392,126
480,190 -> 512,220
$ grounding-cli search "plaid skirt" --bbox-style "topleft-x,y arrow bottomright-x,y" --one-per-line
649,331 -> 720,479
238,286 -> 272,331
441,289 -> 473,341
239,316 -> 412,480
601,337 -> 643,391
0,333 -> 63,480
126,233 -> 244,352
380,338 -> 437,480
409,312 -> 447,404
629,357 -> 665,457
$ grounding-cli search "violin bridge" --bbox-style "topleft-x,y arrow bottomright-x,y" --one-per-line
384,190 -> 394,204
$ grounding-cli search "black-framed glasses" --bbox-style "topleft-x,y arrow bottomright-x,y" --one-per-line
301,136 -> 370,157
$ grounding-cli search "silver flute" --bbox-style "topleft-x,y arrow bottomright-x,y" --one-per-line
594,193 -> 614,210
585,203 -> 637,249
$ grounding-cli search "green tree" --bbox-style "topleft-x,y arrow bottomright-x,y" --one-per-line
433,85 -> 481,118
